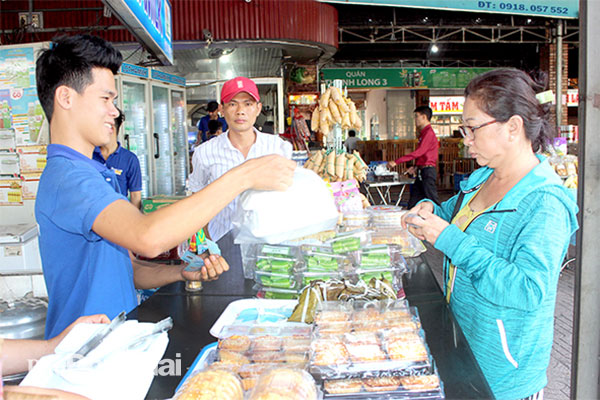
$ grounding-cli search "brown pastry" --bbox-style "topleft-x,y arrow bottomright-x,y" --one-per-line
175,369 -> 243,400
282,335 -> 311,352
381,308 -> 411,320
399,374 -> 441,390
345,343 -> 387,363
284,351 -> 308,364
316,321 -> 351,336
386,339 -> 428,362
324,378 -> 363,394
208,360 -> 242,373
362,376 -> 401,392
249,368 -> 317,400
381,318 -> 419,331
352,307 -> 382,322
238,362 -> 279,378
250,350 -> 282,363
345,331 -> 380,345
242,377 -> 258,391
314,310 -> 350,323
352,320 -> 382,332
312,338 -> 349,366
219,335 -> 252,352
218,350 -> 250,366
252,335 -> 283,351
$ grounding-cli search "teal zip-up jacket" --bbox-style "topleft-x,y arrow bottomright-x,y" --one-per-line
431,155 -> 578,399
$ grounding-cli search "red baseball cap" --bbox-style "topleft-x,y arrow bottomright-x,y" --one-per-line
221,77 -> 260,104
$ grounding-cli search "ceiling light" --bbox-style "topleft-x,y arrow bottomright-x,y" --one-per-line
431,44 -> 439,54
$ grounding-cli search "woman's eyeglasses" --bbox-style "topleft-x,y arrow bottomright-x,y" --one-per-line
458,120 -> 498,139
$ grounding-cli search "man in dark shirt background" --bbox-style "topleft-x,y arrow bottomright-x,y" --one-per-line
197,101 -> 228,143
388,105 -> 440,208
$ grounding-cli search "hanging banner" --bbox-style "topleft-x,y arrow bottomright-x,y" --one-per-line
321,68 -> 492,89
103,0 -> 173,65
318,0 -> 578,19
430,96 -> 465,114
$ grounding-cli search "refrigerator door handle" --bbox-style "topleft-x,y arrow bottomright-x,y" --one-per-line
124,134 -> 130,150
153,133 -> 160,159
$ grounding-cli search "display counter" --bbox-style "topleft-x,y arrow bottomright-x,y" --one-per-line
132,255 -> 493,399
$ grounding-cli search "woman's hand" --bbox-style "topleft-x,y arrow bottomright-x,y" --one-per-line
181,254 -> 229,282
402,202 -> 449,245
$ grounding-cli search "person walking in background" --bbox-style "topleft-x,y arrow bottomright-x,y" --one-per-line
93,107 -> 142,209
402,68 -> 578,399
188,76 -> 292,281
344,129 -> 359,153
197,100 -> 227,144
388,105 -> 440,208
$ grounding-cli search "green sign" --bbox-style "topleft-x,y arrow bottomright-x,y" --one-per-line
321,68 -> 493,89
319,0 -> 578,19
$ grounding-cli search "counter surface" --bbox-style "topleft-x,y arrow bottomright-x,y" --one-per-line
133,257 -> 493,399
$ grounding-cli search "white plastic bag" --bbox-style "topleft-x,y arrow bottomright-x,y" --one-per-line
233,168 -> 339,244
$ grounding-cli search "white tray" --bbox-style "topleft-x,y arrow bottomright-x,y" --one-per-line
209,298 -> 303,338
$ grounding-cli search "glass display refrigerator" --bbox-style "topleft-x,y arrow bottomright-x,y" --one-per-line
116,63 -> 188,197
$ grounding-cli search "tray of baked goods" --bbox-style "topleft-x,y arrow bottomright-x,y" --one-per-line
309,301 -> 434,379
173,361 -> 321,400
174,322 -> 319,397
322,373 -> 444,399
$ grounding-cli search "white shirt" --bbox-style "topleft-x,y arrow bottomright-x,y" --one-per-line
189,128 -> 293,241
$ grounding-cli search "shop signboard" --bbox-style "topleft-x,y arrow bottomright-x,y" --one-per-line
318,0 -> 578,19
321,68 -> 492,89
103,0 -> 173,65
566,89 -> 578,107
430,96 -> 465,115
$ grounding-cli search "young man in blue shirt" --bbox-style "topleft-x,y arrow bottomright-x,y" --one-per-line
35,35 -> 296,339
93,108 -> 142,208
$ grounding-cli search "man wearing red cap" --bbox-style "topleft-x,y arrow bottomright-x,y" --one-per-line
189,77 -> 292,286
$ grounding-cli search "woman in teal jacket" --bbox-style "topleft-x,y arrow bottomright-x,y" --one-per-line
403,69 -> 579,399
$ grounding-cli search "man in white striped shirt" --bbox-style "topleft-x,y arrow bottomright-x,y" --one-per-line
189,77 -> 293,285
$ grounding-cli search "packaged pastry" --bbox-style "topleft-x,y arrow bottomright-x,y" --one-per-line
367,205 -> 407,228
173,369 -> 243,400
301,245 -> 348,272
342,209 -> 370,230
371,228 -> 426,257
326,230 -> 371,254
248,367 -> 319,400
323,378 -> 363,394
254,270 -> 299,290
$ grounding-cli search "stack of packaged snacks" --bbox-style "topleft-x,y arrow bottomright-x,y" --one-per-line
310,301 -> 444,399
326,229 -> 371,254
213,324 -> 312,392
341,209 -> 370,231
352,244 -> 407,286
371,228 -> 427,258
367,205 -> 406,229
298,245 -> 349,286
253,245 -> 301,299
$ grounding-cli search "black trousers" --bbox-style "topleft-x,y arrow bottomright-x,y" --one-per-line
408,166 -> 440,209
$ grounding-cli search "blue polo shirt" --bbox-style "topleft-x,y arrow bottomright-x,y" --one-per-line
197,116 -> 228,142
35,144 -> 137,339
93,143 -> 142,197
